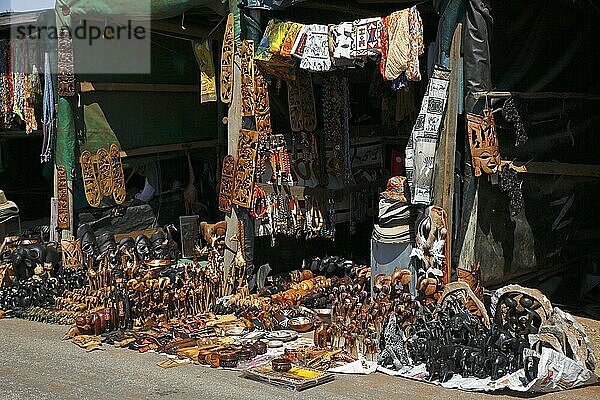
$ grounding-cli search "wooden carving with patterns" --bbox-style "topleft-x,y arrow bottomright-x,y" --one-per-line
457,262 -> 483,301
220,13 -> 235,104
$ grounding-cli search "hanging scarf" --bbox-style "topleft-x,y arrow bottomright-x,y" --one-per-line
341,76 -> 353,184
269,21 -> 290,54
299,24 -> 332,72
12,41 -> 25,122
255,20 -> 297,80
406,6 -> 424,81
380,9 -> 410,81
280,22 -> 303,58
24,41 -> 39,133
329,22 -> 354,68
405,66 -> 450,205
2,43 -> 13,129
322,74 -> 343,176
193,40 -> 216,103
41,53 -> 55,163
290,24 -> 309,59
352,17 -> 384,59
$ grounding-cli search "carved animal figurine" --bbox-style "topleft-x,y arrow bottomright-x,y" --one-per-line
183,151 -> 197,215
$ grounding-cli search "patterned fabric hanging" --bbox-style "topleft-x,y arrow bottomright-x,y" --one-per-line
193,40 -> 217,103
287,71 -> 316,133
299,24 -> 332,72
23,42 -> 39,133
280,22 -> 303,58
380,10 -> 410,81
297,71 -> 316,132
352,17 -> 384,59
405,66 -> 450,205
0,41 -> 13,129
322,74 -> 343,176
328,22 -> 354,68
406,6 -> 424,81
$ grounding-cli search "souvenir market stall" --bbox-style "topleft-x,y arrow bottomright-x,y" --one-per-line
0,0 -> 599,395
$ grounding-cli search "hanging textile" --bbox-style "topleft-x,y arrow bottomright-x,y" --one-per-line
352,17 -> 384,59
255,20 -> 297,80
341,76 -> 353,184
329,22 -> 354,68
1,41 -> 13,130
297,71 -> 316,132
405,66 -> 450,205
406,6 -> 424,81
299,24 -> 332,72
24,44 -> 40,133
290,24 -> 309,59
193,40 -> 217,103
280,22 -> 303,57
41,53 -> 56,163
322,75 -> 343,176
269,21 -> 290,54
380,9 -> 410,81
12,41 -> 25,123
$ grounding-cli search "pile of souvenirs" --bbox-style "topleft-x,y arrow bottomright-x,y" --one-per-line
0,217 -> 597,392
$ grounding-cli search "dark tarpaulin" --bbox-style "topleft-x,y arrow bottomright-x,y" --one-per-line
241,0 -> 308,11
55,0 -> 226,19
463,0 -> 492,112
490,0 -> 599,94
433,0 -> 466,66
461,0 -> 600,283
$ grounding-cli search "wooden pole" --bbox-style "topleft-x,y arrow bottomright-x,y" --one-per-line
433,23 -> 462,270
223,53 -> 242,281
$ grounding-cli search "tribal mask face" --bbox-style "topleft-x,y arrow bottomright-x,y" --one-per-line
467,109 -> 501,176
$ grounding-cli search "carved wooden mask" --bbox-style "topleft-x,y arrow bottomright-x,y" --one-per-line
467,108 -> 501,177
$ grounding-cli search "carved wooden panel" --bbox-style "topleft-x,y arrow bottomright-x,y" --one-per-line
61,239 -> 83,269
232,129 -> 259,208
218,155 -> 236,215
56,165 -> 70,229
220,13 -> 235,104
57,27 -> 75,97
80,150 -> 101,208
109,144 -> 126,205
96,147 -> 113,196
240,40 -> 255,117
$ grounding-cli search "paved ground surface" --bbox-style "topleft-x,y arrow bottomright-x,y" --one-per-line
0,318 -> 599,400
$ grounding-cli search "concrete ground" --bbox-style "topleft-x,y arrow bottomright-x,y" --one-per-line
0,318 -> 599,400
